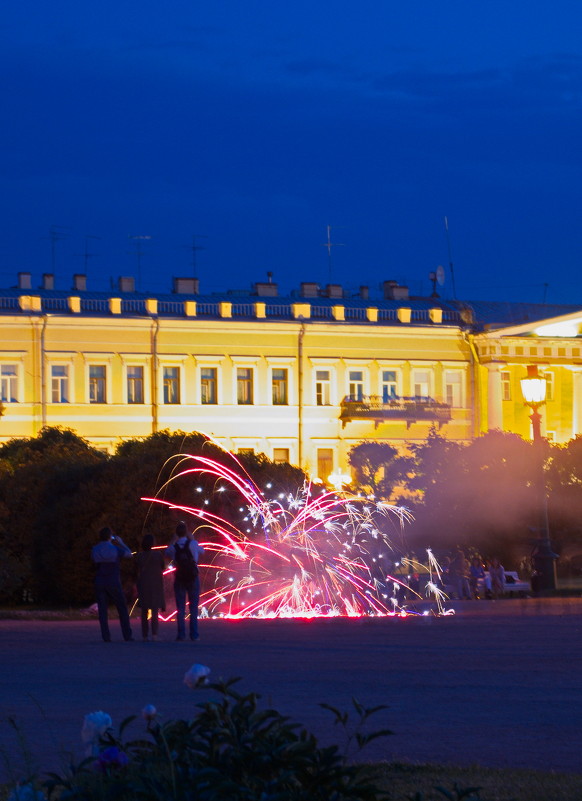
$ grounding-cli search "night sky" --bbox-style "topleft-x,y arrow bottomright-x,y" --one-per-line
1,1 -> 581,304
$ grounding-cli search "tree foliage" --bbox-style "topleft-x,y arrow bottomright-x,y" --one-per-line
0,428 -> 308,605
347,441 -> 411,499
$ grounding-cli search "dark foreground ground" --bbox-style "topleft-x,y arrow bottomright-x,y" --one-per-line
1,597 -> 582,782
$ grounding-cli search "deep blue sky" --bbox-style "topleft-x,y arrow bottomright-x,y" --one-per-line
1,1 -> 581,303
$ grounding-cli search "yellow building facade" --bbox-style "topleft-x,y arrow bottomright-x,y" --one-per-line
1,273 -> 580,478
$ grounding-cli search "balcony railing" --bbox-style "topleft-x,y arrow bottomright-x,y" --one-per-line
339,394 -> 452,429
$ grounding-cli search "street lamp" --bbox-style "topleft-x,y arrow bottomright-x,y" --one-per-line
520,365 -> 557,592
328,470 -> 352,492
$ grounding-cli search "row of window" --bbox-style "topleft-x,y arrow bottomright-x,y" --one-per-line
500,370 -> 554,402
0,364 -> 466,407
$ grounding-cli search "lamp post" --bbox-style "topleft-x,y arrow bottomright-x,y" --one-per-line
328,470 -> 352,493
520,365 -> 557,592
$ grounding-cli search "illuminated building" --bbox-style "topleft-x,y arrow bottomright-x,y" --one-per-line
1,271 -> 581,480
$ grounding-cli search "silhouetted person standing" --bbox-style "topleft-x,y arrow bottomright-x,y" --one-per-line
136,533 -> 166,641
91,526 -> 133,642
165,521 -> 205,641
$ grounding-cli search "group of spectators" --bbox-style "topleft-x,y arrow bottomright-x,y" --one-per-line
442,550 -> 506,600
90,522 -> 205,642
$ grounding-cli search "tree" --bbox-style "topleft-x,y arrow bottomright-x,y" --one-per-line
347,441 -> 410,499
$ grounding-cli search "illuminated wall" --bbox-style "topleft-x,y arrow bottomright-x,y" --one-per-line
1,292 -> 580,475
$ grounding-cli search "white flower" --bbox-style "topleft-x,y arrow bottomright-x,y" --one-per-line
141,704 -> 157,721
7,783 -> 44,801
81,711 -> 112,756
183,663 -> 210,689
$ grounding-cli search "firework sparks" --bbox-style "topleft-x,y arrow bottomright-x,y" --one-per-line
143,450 -> 450,619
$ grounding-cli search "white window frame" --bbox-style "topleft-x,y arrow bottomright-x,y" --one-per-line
200,365 -> 219,405
158,357 -> 188,406
347,369 -> 365,402
162,365 -> 182,405
266,357 -> 296,408
126,364 -> 146,405
542,371 -> 554,402
194,356 -> 226,406
0,364 -> 19,403
88,364 -> 108,404
51,364 -> 71,404
271,367 -> 289,405
501,370 -> 511,402
272,447 -> 290,464
236,366 -> 254,405
444,369 -> 464,408
83,354 -> 114,404
380,368 -> 399,401
119,355 -> 151,405
231,357 -> 260,405
411,368 -> 433,399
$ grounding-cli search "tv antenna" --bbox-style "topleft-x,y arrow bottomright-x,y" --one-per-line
187,234 -> 208,279
443,216 -> 457,299
322,224 -> 344,283
47,226 -> 69,272
128,235 -> 151,290
75,234 -> 101,272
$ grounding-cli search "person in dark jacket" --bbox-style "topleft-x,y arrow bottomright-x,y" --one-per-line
136,533 -> 166,641
91,526 -> 133,642
165,521 -> 205,641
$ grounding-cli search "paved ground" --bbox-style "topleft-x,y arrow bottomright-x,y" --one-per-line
1,597 -> 582,782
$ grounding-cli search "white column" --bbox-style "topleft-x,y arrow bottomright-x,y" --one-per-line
485,363 -> 504,431
572,370 -> 582,438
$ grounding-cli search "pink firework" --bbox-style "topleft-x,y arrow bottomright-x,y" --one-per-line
143,451 -> 441,619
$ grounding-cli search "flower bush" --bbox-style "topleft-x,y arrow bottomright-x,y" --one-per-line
37,678 -> 393,801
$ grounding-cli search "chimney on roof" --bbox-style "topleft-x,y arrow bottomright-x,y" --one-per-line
383,280 -> 409,300
300,282 -> 319,298
18,272 -> 32,290
118,276 -> 135,293
326,284 -> 343,299
254,280 -> 278,297
360,285 -> 369,300
172,277 -> 199,295
42,273 -> 55,290
73,274 -> 87,292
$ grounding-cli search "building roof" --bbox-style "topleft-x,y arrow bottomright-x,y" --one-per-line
2,280 -> 580,331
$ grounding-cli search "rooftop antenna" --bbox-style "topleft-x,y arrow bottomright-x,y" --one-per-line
443,216 -> 457,299
187,234 -> 208,279
48,225 -> 69,272
128,235 -> 151,290
428,264 -> 445,298
75,234 -> 100,273
542,283 -> 549,304
322,224 -> 344,283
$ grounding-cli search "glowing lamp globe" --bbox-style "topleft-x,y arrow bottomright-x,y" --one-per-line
328,470 -> 352,491
520,365 -> 547,406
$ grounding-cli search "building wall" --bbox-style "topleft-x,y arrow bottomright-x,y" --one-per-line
0,309 -> 474,473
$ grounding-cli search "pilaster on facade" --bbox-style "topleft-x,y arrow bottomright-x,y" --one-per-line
484,361 -> 506,431
292,303 -> 311,319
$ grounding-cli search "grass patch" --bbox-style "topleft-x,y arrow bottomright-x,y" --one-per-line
374,761 -> 582,800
